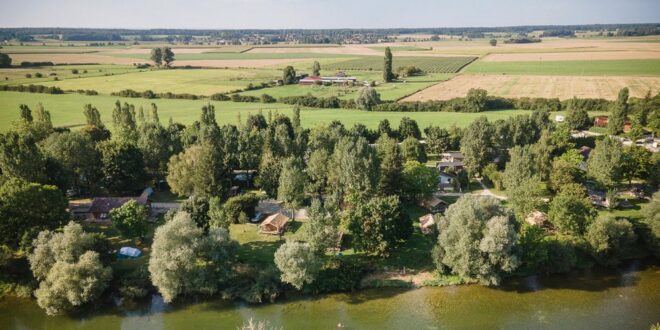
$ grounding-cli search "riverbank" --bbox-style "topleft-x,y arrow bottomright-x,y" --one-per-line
1,260 -> 658,329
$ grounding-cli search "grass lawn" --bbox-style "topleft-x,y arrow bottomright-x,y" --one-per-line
0,91 -> 609,132
463,59 -> 660,76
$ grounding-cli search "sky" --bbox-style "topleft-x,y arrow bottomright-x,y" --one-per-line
1,0 -> 659,29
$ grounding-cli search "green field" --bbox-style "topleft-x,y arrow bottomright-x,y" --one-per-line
325,56 -> 477,73
0,64 -> 142,86
0,91 -> 575,132
464,59 -> 660,75
368,46 -> 431,51
35,68 -> 282,95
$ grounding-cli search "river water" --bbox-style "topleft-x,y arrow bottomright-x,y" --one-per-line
1,261 -> 659,329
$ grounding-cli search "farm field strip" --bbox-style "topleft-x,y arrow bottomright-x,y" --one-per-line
325,56 -> 477,73
401,74 -> 660,101
37,68 -> 283,95
482,50 -> 660,62
0,91 -> 601,133
463,59 -> 660,75
104,52 -> 358,60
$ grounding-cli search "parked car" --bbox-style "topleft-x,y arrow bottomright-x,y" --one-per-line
250,212 -> 265,223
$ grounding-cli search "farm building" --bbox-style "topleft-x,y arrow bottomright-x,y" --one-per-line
525,211 -> 548,226
436,151 -> 464,171
299,74 -> 358,86
259,212 -> 290,235
421,196 -> 448,213
419,214 -> 436,235
84,188 -> 152,221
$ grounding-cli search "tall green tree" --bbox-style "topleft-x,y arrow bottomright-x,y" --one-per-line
400,136 -> 426,163
0,53 -> 11,68
460,116 -> 493,176
433,195 -> 519,285
586,216 -> 636,267
424,126 -> 451,154
282,66 -> 296,85
98,140 -> 147,195
150,48 -> 163,67
149,212 -> 238,302
305,198 -> 340,254
328,136 -> 379,202
0,178 -> 68,246
548,187 -> 596,236
312,61 -> 321,76
274,240 -> 321,290
401,160 -> 437,204
162,47 -> 175,67
464,88 -> 488,112
112,101 -> 138,143
167,142 -> 228,199
0,131 -> 47,183
355,85 -> 381,110
29,222 -> 111,315
587,137 -> 623,188
40,131 -> 102,193
608,87 -> 629,135
375,134 -> 402,197
398,117 -> 421,140
565,100 -> 591,130
383,47 -> 394,82
348,195 -> 411,257
277,157 -> 305,217
110,200 -> 149,239
620,145 -> 652,185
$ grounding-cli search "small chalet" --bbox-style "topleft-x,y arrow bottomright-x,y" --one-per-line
594,116 -> 608,127
525,211 -> 548,227
86,188 -> 152,221
421,196 -> 448,213
437,151 -> 464,171
419,214 -> 436,235
259,212 -> 290,235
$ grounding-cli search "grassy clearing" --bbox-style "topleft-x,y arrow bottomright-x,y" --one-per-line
325,56 -> 477,73
0,91 -> 567,132
37,68 -> 282,95
464,59 -> 660,75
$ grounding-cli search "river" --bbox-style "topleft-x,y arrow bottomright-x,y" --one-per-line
1,260 -> 659,329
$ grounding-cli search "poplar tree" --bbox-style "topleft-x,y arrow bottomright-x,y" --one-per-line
383,47 -> 393,82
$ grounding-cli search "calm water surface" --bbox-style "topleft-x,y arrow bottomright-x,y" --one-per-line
1,261 -> 659,329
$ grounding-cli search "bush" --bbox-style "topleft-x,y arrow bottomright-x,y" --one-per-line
305,258 -> 369,294
71,69 -> 79,74
25,73 -> 32,78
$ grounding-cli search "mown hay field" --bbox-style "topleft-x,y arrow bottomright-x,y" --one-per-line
463,59 -> 660,75
325,56 -> 477,73
402,74 -> 660,101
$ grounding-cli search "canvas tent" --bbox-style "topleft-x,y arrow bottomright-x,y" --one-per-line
259,212 -> 290,235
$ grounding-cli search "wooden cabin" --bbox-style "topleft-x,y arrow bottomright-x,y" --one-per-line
259,212 -> 290,235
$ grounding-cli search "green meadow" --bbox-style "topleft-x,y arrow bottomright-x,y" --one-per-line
0,91 -> 576,132
37,68 -> 283,95
463,59 -> 660,75
325,56 -> 477,73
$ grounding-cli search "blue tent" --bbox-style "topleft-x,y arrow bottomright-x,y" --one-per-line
118,247 -> 142,259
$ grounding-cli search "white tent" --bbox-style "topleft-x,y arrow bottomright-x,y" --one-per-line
119,246 -> 142,258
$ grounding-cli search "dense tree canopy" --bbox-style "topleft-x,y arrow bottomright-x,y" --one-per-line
0,178 -> 68,246
149,212 -> 237,303
433,195 -> 519,285
586,216 -> 636,267
274,240 -> 321,290
29,222 -> 111,315
587,137 -> 623,188
348,195 -> 411,256
110,200 -> 149,239
98,140 -> 147,194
